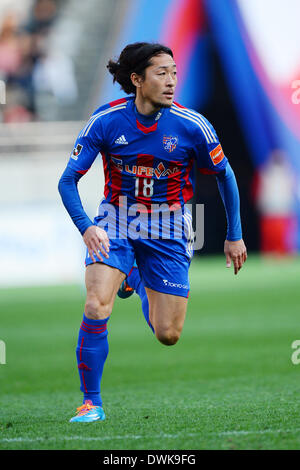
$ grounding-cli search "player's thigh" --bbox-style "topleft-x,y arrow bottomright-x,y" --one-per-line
145,287 -> 188,345
85,263 -> 126,319
84,219 -> 135,319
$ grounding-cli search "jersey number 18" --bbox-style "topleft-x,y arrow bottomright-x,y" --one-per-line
135,177 -> 154,198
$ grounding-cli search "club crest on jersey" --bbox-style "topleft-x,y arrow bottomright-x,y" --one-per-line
71,143 -> 83,160
163,135 -> 178,153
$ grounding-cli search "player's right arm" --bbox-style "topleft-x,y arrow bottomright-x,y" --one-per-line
58,118 -> 110,262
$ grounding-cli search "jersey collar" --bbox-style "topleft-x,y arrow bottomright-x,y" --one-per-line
129,98 -> 166,134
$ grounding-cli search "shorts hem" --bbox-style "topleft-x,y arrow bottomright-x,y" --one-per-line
85,258 -> 129,277
142,283 -> 189,298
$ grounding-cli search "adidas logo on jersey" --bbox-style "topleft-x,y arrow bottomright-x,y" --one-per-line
115,135 -> 128,145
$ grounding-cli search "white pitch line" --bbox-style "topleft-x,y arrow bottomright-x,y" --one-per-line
1,428 -> 300,444
0,435 -> 143,443
218,428 -> 300,437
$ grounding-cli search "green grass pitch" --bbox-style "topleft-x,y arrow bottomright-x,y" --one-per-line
1,255 -> 300,450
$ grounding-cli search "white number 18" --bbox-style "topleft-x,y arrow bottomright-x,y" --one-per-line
135,177 -> 154,198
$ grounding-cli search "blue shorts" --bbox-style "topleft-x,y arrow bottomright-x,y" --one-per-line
85,206 -> 194,298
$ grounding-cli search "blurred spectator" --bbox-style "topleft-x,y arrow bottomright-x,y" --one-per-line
0,0 -> 60,122
33,52 -> 78,104
253,150 -> 297,256
24,0 -> 57,35
0,12 -> 22,77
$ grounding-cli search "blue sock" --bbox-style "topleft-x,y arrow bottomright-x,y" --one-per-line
76,314 -> 109,406
127,267 -> 155,333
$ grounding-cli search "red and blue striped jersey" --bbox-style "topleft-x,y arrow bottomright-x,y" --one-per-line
67,96 -> 228,210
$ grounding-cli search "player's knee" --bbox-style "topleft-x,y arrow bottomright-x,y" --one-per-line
84,296 -> 111,320
156,328 -> 180,346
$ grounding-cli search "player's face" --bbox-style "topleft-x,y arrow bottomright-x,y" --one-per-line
140,53 -> 177,108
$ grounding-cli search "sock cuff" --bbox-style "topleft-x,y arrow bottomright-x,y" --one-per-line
80,314 -> 109,335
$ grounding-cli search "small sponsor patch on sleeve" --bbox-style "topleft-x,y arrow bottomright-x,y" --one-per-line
71,144 -> 83,161
209,144 -> 224,165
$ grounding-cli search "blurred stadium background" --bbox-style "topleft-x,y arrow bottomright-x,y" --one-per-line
0,0 -> 300,286
0,0 -> 300,287
1,0 -> 300,450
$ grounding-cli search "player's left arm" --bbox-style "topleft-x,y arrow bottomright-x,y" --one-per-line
193,117 -> 247,275
215,164 -> 247,275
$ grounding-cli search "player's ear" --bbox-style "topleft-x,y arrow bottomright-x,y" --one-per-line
130,72 -> 143,88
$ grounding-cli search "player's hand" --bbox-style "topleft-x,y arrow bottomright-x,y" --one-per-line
224,239 -> 247,275
83,225 -> 110,263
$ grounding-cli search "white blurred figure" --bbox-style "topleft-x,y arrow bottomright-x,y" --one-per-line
33,51 -> 78,107
256,150 -> 297,256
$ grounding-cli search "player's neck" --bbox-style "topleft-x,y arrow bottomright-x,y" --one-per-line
134,96 -> 161,116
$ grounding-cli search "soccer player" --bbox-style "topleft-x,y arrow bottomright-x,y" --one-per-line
58,42 -> 247,423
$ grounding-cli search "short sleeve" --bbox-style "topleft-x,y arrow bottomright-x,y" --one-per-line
66,115 -> 105,174
192,115 -> 228,175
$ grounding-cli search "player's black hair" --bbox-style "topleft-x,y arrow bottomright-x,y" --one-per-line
107,42 -> 174,95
